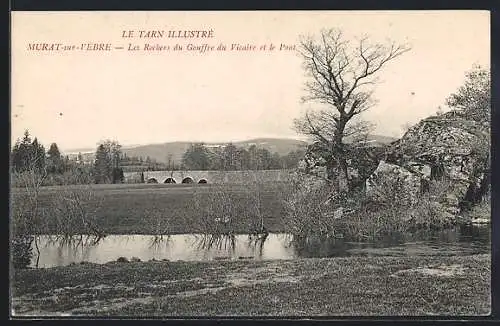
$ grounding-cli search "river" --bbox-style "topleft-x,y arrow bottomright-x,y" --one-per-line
29,225 -> 490,268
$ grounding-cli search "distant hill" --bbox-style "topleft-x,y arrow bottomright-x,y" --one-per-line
65,135 -> 396,164
344,134 -> 399,147
368,134 -> 399,144
120,138 -> 308,164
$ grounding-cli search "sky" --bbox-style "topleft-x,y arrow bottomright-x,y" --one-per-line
11,11 -> 490,153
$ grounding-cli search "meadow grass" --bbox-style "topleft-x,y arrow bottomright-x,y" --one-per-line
11,254 -> 491,316
10,183 -> 286,235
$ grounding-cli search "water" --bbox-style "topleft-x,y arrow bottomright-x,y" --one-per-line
29,226 -> 490,268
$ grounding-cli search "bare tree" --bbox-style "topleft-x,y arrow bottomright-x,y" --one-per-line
11,150 -> 48,268
294,28 -> 410,192
50,181 -> 105,242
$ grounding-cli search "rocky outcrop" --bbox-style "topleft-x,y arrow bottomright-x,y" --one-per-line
298,142 -> 385,187
297,143 -> 329,180
365,161 -> 423,207
367,110 -> 490,223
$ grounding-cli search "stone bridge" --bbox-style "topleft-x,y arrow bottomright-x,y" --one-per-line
124,170 -> 293,184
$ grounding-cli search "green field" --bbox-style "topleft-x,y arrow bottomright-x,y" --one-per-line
11,183 -> 287,235
11,254 -> 491,316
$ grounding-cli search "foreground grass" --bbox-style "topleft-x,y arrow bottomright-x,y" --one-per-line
11,183 -> 286,234
11,255 -> 490,316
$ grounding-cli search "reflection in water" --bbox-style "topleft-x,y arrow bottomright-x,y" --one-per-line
36,235 -> 104,268
29,226 -> 490,268
291,235 -> 349,258
45,234 -> 104,248
247,233 -> 269,259
30,233 -> 296,268
194,234 -> 236,252
148,235 -> 172,250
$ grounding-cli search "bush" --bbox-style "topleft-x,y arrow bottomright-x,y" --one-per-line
281,171 -> 466,243
281,172 -> 341,239
11,169 -> 106,270
11,235 -> 34,269
188,183 -> 241,235
187,171 -> 271,236
49,184 -> 105,238
11,167 -> 95,187
333,179 -> 458,240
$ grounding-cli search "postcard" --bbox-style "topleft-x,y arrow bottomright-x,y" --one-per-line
10,10 -> 491,317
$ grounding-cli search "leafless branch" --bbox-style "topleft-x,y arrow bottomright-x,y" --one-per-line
296,28 -> 410,191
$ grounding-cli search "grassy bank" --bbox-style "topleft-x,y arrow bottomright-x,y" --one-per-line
11,254 -> 490,316
11,183 -> 286,235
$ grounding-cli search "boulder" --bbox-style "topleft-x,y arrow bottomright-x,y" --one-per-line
403,161 -> 432,180
383,110 -> 490,220
298,150 -> 328,180
390,112 -> 488,178
299,141 -> 385,187
365,161 -> 423,207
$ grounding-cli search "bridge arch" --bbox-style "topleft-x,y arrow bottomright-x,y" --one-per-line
198,178 -> 208,184
182,176 -> 194,184
164,177 -> 176,184
147,178 -> 159,184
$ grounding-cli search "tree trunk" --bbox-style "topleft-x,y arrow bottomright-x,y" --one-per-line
337,157 -> 349,193
334,120 -> 349,193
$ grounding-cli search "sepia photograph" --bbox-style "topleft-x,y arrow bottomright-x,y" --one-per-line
10,10 -> 491,317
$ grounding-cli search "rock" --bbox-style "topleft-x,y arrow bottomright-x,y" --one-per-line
333,207 -> 344,219
298,156 -> 328,179
365,161 -> 422,207
404,161 -> 432,180
383,110 -> 490,221
299,142 -> 385,185
390,112 -> 489,181
294,110 -> 489,226
298,142 -> 331,179
471,218 -> 490,225
130,257 -> 141,262
347,145 -> 387,188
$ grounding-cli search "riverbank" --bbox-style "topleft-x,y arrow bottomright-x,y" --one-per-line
11,183 -> 490,236
11,254 -> 491,316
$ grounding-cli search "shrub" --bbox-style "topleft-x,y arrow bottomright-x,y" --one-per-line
187,171 -> 271,236
280,172 -> 341,239
281,170 -> 467,243
332,179 -> 458,240
189,182 -> 239,235
11,170 -> 106,268
11,235 -> 34,269
49,184 -> 105,238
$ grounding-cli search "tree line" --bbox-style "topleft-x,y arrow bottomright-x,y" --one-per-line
120,144 -> 305,172
180,143 -> 305,171
10,132 -> 125,185
11,131 -> 306,186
